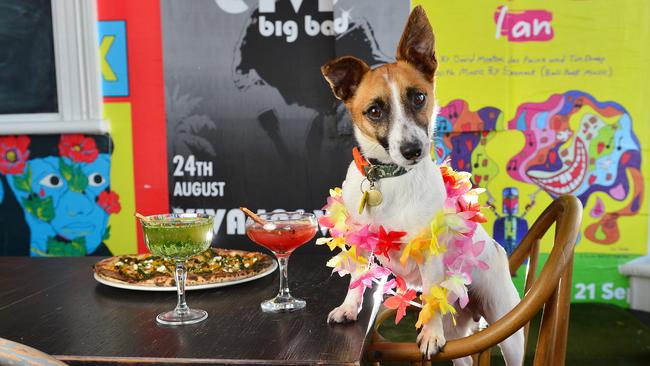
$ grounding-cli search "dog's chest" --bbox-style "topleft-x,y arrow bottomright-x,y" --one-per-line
341,159 -> 446,240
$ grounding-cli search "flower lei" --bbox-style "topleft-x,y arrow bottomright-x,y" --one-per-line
317,163 -> 489,327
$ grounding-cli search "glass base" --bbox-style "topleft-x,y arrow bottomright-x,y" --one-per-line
156,308 -> 208,325
261,295 -> 306,313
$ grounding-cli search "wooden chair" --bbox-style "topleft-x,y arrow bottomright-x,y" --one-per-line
366,195 -> 583,366
0,337 -> 67,365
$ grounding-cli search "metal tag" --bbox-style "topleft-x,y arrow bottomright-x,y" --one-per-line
366,188 -> 383,207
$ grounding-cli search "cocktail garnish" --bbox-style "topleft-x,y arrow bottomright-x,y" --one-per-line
240,207 -> 276,230
135,213 -> 149,221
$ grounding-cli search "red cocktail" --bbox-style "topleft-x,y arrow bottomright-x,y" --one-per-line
245,211 -> 318,312
247,222 -> 317,256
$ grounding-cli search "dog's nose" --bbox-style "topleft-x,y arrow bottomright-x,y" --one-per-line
400,142 -> 422,161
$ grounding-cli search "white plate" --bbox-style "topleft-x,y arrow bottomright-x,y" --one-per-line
93,260 -> 277,291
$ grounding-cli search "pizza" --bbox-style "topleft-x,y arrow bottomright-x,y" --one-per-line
94,248 -> 274,288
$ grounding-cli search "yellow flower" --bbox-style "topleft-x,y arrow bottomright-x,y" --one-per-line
329,187 -> 343,197
400,227 -> 429,264
400,214 -> 448,264
415,285 -> 457,328
315,237 -> 346,251
326,245 -> 368,275
428,213 -> 447,256
327,201 -> 349,233
416,300 -> 434,328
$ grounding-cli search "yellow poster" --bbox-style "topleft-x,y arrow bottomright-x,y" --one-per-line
415,0 -> 649,256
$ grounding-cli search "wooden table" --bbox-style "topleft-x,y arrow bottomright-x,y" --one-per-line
0,254 -> 382,365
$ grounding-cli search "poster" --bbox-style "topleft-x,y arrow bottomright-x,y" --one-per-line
161,0 -> 410,250
415,0 -> 649,306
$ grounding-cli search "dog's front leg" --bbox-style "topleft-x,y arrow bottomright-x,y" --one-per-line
327,249 -> 370,323
416,256 -> 447,358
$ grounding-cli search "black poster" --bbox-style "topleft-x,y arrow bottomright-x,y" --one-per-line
162,0 -> 409,250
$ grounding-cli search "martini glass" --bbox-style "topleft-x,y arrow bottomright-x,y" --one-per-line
139,213 -> 214,325
245,211 -> 318,312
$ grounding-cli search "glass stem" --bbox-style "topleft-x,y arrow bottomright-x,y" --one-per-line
175,261 -> 189,314
277,255 -> 291,299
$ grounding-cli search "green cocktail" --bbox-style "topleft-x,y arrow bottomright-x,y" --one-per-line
139,213 -> 214,325
143,217 -> 213,259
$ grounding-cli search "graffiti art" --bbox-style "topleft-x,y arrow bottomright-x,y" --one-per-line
507,91 -> 643,244
0,134 -> 121,256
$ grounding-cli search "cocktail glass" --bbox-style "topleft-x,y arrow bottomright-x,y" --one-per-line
139,213 -> 214,325
245,211 -> 317,312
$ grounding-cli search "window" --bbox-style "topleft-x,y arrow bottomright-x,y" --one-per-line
0,0 -> 107,134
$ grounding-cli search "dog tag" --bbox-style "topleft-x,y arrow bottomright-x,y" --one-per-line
366,188 -> 383,207
358,191 -> 368,214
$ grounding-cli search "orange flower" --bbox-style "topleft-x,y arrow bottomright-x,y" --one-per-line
440,164 -> 472,197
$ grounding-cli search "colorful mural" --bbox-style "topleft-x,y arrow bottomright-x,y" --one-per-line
0,135 -> 120,256
432,90 -> 645,254
433,99 -> 502,189
507,91 -> 643,245
433,100 -> 532,256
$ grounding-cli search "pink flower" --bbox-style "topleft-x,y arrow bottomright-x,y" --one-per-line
319,195 -> 348,234
443,239 -> 489,281
449,191 -> 488,223
349,266 -> 391,291
345,225 -> 379,252
383,275 -> 408,294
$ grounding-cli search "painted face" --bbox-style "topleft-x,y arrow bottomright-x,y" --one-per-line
49,155 -> 111,249
507,91 -> 643,244
507,91 -> 641,198
7,154 -> 112,255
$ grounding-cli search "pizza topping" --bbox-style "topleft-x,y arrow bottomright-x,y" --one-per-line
104,248 -> 270,283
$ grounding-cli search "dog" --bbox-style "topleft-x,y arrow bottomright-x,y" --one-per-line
320,6 -> 524,365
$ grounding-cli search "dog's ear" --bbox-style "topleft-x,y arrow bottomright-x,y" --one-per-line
321,56 -> 370,102
396,5 -> 437,80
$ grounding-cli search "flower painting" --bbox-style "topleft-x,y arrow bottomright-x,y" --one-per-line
0,134 -> 121,256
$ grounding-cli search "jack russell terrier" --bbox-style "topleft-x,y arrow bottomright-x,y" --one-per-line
320,5 -> 524,365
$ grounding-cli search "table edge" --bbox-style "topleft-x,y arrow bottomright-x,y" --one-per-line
55,355 -> 360,366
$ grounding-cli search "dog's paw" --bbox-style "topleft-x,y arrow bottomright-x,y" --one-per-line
416,325 -> 446,358
327,303 -> 359,324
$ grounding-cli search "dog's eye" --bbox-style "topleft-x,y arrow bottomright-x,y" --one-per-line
365,105 -> 382,121
413,92 -> 426,108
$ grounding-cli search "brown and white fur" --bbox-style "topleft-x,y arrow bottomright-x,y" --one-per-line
320,6 -> 524,365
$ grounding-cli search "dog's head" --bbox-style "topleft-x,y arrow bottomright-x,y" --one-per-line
322,6 -> 437,167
